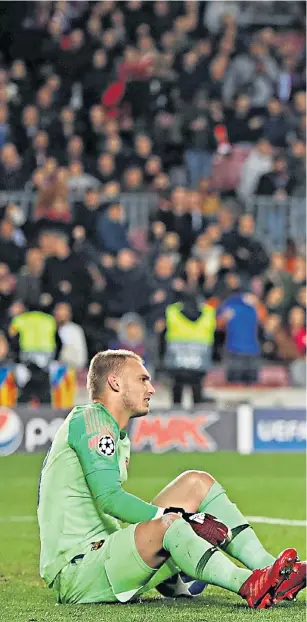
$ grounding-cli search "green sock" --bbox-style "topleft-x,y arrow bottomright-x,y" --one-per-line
199,482 -> 275,570
163,517 -> 251,593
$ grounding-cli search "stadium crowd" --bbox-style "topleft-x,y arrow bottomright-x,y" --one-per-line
0,1 -> 305,392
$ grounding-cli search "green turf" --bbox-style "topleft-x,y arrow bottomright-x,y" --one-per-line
0,452 -> 305,622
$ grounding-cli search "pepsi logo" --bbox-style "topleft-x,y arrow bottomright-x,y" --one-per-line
0,407 -> 23,456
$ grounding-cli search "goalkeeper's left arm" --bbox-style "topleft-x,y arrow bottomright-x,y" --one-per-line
68,414 -> 164,524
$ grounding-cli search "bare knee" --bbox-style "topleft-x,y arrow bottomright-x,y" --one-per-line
179,470 -> 215,497
160,512 -> 183,534
135,513 -> 181,569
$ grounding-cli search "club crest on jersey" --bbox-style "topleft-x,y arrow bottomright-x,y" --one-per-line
97,435 -> 115,457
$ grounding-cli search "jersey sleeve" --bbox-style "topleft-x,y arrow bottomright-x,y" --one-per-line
68,407 -> 160,524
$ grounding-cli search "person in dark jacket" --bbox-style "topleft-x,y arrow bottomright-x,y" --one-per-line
16,247 -> 44,310
103,249 -> 151,318
0,218 -> 25,274
41,232 -> 91,323
233,214 -> 269,280
256,157 -> 295,196
96,202 -> 130,253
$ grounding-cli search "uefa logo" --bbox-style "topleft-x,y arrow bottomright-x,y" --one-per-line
0,407 -> 23,456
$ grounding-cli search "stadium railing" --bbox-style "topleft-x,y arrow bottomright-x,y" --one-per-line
0,190 -> 305,251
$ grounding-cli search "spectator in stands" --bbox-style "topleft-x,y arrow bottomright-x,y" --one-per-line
104,248 -> 151,319
229,214 -> 269,279
36,87 -> 57,131
288,306 -> 306,357
51,107 -> 81,151
186,190 -> 207,247
0,218 -> 25,273
0,104 -> 14,148
148,192 -> 173,235
183,90 -> 216,187
288,140 -> 306,196
292,256 -> 306,297
175,257 -> 204,299
192,230 -> 223,279
16,105 -> 39,152
0,267 -> 16,328
256,156 -> 295,197
146,220 -> 167,267
226,94 -> 263,144
217,207 -> 236,247
160,232 -> 181,267
83,48 -> 110,109
54,302 -> 88,370
96,201 -> 130,254
16,247 -> 44,310
260,313 -> 282,361
67,161 -> 100,195
10,59 -> 32,106
223,40 -> 279,107
23,130 -> 51,171
296,285 -> 306,315
74,187 -> 103,240
147,254 -> 177,329
263,98 -> 291,148
122,165 -> 146,192
237,138 -> 273,204
96,153 -> 117,184
198,177 -> 221,219
65,135 -> 86,168
262,252 -> 294,307
109,312 -> 149,366
41,232 -> 91,323
0,142 -> 27,190
265,286 -> 288,322
217,290 -> 261,384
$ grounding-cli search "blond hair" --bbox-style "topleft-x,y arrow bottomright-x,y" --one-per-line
86,349 -> 143,400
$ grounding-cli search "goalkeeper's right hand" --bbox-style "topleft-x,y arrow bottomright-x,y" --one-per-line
163,507 -> 231,548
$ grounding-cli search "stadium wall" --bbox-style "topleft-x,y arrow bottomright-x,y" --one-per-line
0,405 -> 305,457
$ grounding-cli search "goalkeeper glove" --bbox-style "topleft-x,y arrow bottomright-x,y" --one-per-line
163,507 -> 231,547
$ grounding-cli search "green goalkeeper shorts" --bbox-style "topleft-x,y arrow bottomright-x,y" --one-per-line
53,524 -> 178,604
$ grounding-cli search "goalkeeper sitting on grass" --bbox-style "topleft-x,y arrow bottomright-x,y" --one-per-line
38,350 -> 306,609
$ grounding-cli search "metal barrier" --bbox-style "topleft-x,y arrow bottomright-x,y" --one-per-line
0,189 -> 158,232
246,197 -> 306,251
0,190 -> 305,250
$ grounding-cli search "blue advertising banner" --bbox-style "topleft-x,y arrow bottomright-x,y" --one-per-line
253,409 -> 306,452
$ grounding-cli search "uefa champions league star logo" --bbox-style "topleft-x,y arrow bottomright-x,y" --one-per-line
97,435 -> 115,457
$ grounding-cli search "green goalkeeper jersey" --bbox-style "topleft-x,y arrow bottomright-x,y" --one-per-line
38,403 -> 160,586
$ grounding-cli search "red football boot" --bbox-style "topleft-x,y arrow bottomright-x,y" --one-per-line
274,560 -> 306,602
239,548 -> 298,609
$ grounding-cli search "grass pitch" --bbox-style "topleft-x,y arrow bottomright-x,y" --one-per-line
0,452 -> 305,622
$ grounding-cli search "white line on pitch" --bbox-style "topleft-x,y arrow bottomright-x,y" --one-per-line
247,516 -> 307,527
0,515 -> 306,526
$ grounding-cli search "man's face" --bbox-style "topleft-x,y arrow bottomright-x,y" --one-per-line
239,215 -> 254,236
54,303 -> 71,324
118,359 -> 155,417
125,322 -> 143,343
85,190 -> 100,208
23,106 -> 38,126
117,249 -> 136,270
27,248 -> 43,272
188,191 -> 202,212
155,256 -> 173,279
